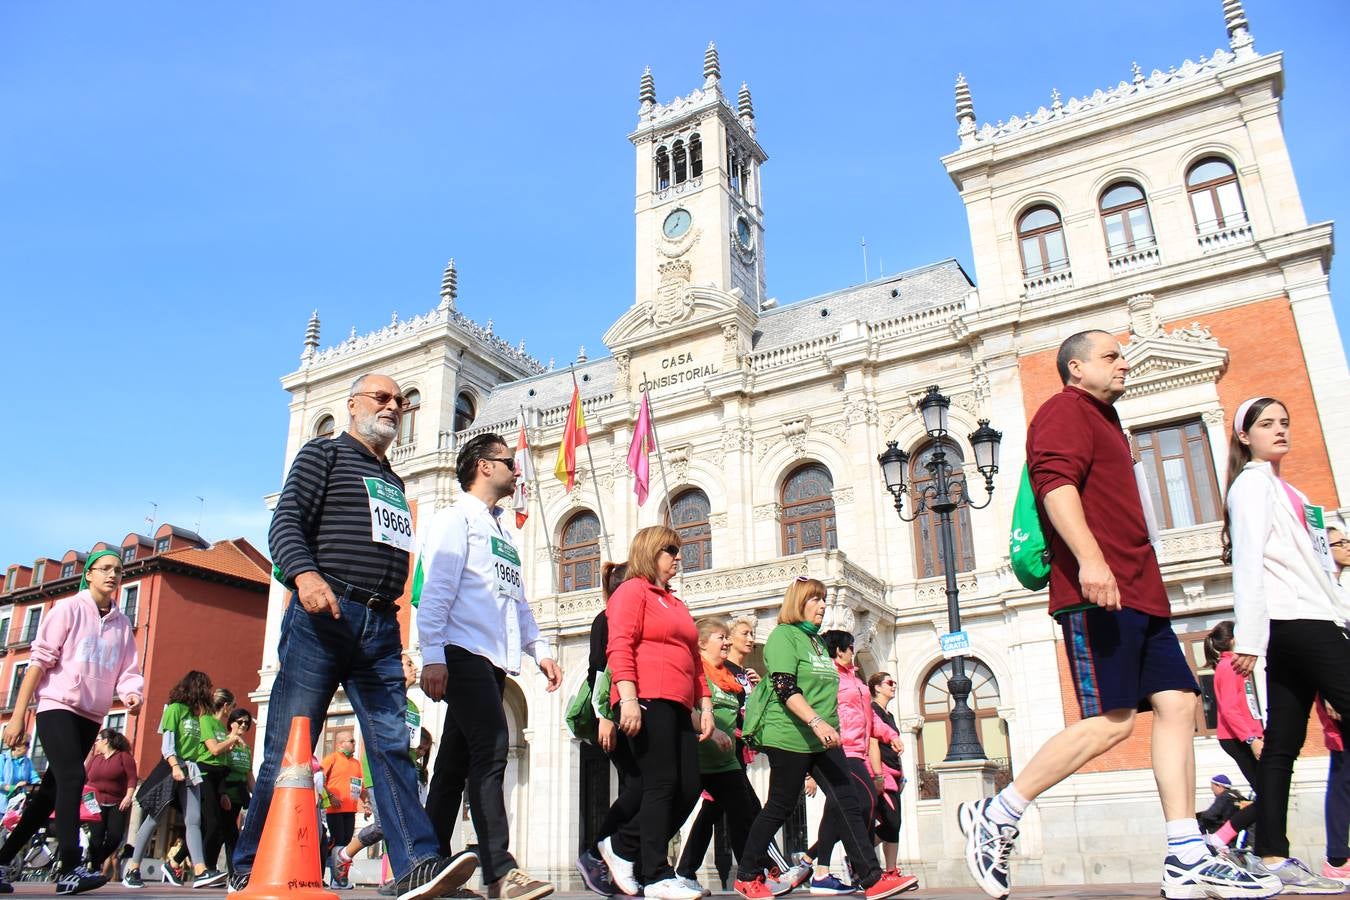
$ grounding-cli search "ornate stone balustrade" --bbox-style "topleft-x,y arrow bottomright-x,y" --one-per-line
866,300 -> 967,343
388,442 -> 417,465
1108,245 -> 1161,275
1156,521 -> 1224,566
1023,268 -> 1073,299
747,334 -> 838,373
1197,221 -> 1254,254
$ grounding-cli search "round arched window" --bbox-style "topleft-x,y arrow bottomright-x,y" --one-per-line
667,489 -> 712,572
781,464 -> 837,554
1017,206 -> 1069,277
1186,157 -> 1246,233
314,415 -> 335,439
397,390 -> 420,447
1099,182 -> 1155,256
559,512 -> 601,593
453,392 -> 476,433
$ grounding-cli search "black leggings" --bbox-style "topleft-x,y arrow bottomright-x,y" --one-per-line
88,803 -> 129,870
809,756 -> 876,867
1218,739 -> 1261,834
595,728 -> 642,850
675,770 -> 761,878
0,710 -> 99,871
198,763 -> 231,870
203,795 -> 242,874
874,786 -> 902,844
1256,621 -> 1350,858
611,700 -> 701,884
737,746 -> 880,887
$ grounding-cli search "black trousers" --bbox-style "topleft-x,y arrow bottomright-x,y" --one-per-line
1256,620 -> 1350,858
0,710 -> 99,871
198,763 -> 231,870
611,700 -> 701,884
874,786 -> 902,844
809,756 -> 876,867
203,795 -> 242,874
596,730 -> 642,849
1218,739 -> 1261,834
675,770 -> 761,878
424,645 -> 517,884
737,746 -> 880,887
88,803 -> 128,870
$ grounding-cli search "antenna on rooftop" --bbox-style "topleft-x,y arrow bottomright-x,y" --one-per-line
145,501 -> 158,535
861,237 -> 869,283
195,496 -> 206,536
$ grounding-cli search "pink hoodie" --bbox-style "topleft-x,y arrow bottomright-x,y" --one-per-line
31,591 -> 143,724
834,661 -> 898,774
1213,652 -> 1263,743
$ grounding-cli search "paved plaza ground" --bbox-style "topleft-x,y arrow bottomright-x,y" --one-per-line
1,887 -> 1181,899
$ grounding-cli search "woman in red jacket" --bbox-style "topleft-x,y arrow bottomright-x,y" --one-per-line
1204,620 -> 1263,848
598,527 -> 714,900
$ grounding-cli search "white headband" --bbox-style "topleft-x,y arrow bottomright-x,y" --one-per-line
1233,397 -> 1270,437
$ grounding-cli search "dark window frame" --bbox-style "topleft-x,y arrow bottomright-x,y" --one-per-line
780,465 -> 837,555
667,489 -> 712,572
909,443 -> 977,579
1017,205 -> 1070,278
1186,157 -> 1247,233
1130,418 -> 1222,530
559,511 -> 602,594
1099,182 -> 1157,256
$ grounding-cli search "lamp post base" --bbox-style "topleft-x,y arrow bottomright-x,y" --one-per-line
933,758 -> 1002,859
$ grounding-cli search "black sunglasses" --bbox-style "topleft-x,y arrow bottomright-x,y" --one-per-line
483,456 -> 517,472
660,544 -> 681,557
352,390 -> 410,410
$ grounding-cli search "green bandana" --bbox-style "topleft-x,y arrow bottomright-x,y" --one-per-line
79,549 -> 122,591
794,621 -> 820,636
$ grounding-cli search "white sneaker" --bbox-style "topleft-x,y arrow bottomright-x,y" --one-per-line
644,878 -> 701,900
957,798 -> 1016,899
1265,857 -> 1347,894
598,837 -> 640,896
1223,848 -> 1283,894
676,876 -> 709,897
1160,853 -> 1277,899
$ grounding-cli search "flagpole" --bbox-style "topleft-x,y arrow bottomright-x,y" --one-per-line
572,370 -> 614,562
645,390 -> 676,525
519,406 -> 558,595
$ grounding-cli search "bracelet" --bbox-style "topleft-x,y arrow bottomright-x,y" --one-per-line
620,698 -> 641,706
807,716 -> 823,728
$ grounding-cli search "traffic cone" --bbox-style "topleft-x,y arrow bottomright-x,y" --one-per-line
237,716 -> 340,900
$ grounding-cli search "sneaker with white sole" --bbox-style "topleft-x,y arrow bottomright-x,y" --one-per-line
1222,848 -> 1283,894
396,851 -> 480,900
1265,857 -> 1347,894
486,868 -> 554,900
193,868 -> 227,889
1160,852 -> 1277,899
957,798 -> 1017,899
1323,859 -> 1350,884
675,876 -> 708,896
808,874 -> 855,895
643,877 -> 701,900
576,850 -> 617,897
598,837 -> 640,896
54,866 -> 107,896
226,872 -> 250,894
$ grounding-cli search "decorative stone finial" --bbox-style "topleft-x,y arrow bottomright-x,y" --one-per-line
954,73 -> 977,147
1131,61 -> 1144,85
390,311 -> 398,326
547,357 -> 556,371
301,309 -> 320,362
577,344 -> 588,363
1050,87 -> 1063,114
703,41 -> 720,86
439,258 -> 457,309
639,66 -> 656,109
1224,0 -> 1254,58
348,325 -> 358,342
737,82 -> 754,119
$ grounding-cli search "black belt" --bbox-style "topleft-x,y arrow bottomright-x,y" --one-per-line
321,573 -> 399,613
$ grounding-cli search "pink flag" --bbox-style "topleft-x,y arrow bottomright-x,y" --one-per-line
626,391 -> 655,505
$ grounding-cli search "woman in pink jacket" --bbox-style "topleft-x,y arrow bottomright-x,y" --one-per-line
1204,620 -> 1263,848
0,549 -> 143,896
804,631 -> 915,895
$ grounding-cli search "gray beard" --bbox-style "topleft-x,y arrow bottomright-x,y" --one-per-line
356,415 -> 397,451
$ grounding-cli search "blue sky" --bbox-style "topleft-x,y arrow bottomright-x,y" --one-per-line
2,1 -> 1346,565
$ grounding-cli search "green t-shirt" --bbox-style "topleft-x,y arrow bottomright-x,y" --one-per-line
697,677 -> 743,774
198,714 -> 229,766
757,623 -> 839,753
160,703 -> 205,764
226,744 -> 252,783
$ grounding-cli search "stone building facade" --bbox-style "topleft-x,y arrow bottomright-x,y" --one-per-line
252,2 -> 1349,887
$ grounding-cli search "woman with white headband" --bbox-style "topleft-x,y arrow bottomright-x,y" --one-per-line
1224,395 -> 1350,893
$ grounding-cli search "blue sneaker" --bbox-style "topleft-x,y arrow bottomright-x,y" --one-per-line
576,850 -> 617,897
1159,852 -> 1277,899
808,875 -> 856,896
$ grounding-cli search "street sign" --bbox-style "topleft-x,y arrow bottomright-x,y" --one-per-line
940,629 -> 971,659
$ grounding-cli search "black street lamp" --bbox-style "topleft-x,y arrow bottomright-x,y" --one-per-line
877,385 -> 1002,762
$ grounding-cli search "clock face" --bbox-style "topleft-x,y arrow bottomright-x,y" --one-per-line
663,209 -> 692,239
736,216 -> 753,250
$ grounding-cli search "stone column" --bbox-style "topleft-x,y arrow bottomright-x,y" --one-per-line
932,759 -> 1000,884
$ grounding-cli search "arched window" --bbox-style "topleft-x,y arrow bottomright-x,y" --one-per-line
453,392 -> 476,433
728,141 -> 741,195
1099,182 -> 1155,256
1018,206 -> 1069,277
910,443 -> 975,579
689,134 -> 703,179
673,140 -> 688,185
314,415 -> 335,440
917,658 -> 1010,796
397,390 -> 420,447
667,489 -> 712,572
1187,157 -> 1246,233
559,512 -> 601,593
655,146 -> 670,191
781,465 -> 837,555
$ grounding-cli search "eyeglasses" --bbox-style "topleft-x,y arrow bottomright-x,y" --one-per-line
660,545 -> 681,558
1331,540 -> 1350,549
352,391 -> 410,410
88,565 -> 122,576
483,457 -> 517,472
882,679 -> 896,687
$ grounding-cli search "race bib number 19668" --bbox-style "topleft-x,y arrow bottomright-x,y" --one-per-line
365,478 -> 415,552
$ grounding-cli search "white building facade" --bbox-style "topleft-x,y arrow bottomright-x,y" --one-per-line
253,3 -> 1350,887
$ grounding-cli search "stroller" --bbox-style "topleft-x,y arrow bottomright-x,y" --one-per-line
0,785 -> 104,882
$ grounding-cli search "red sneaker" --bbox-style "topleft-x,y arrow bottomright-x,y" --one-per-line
735,876 -> 775,899
863,871 -> 919,899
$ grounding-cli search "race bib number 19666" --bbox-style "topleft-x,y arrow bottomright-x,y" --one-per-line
365,477 -> 415,552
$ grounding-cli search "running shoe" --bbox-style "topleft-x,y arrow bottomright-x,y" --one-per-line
644,877 -> 701,900
1323,859 -> 1350,884
576,849 -> 617,897
735,875 -> 775,899
332,849 -> 353,889
958,798 -> 1017,899
54,865 -> 108,896
1160,852 -> 1278,899
598,837 -> 640,896
486,868 -> 554,900
193,868 -> 228,889
121,868 -> 144,890
1223,848 -> 1283,894
226,872 -> 250,894
808,874 -> 855,895
861,871 -> 918,900
676,875 -> 709,896
1264,857 -> 1346,894
396,851 -> 480,900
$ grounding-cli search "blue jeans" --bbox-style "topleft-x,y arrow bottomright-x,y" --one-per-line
233,595 -> 439,881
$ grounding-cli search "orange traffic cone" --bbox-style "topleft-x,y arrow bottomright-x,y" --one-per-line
237,717 -> 340,900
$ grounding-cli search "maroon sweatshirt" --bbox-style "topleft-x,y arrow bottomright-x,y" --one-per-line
85,750 -> 137,805
1026,386 -> 1170,618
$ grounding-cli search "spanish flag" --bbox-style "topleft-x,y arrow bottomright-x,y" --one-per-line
553,383 -> 588,491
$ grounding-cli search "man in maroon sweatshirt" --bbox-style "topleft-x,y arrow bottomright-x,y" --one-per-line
958,331 -> 1264,900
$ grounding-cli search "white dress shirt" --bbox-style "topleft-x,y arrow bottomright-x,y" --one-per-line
1228,460 -> 1349,656
416,493 -> 550,674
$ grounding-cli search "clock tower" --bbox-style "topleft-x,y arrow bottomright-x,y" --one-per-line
629,43 -> 768,315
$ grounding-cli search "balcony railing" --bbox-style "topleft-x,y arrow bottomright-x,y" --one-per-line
1108,244 -> 1161,275
1023,267 -> 1073,299
1196,219 -> 1253,253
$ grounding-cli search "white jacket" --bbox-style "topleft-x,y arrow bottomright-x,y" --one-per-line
1227,461 -> 1349,656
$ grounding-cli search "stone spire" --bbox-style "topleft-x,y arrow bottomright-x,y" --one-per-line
1131,61 -> 1145,85
1050,87 -> 1063,114
639,66 -> 656,110
738,82 -> 754,119
955,73 -> 977,147
577,344 -> 588,363
439,258 -> 457,309
703,41 -> 720,87
301,309 -> 320,362
1224,0 -> 1255,58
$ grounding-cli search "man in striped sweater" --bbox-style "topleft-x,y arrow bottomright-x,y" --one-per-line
231,373 -> 476,900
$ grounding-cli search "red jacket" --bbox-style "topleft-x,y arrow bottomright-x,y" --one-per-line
1213,652 -> 1264,742
606,578 -> 709,711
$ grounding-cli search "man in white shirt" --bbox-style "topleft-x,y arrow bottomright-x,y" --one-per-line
418,433 -> 562,900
